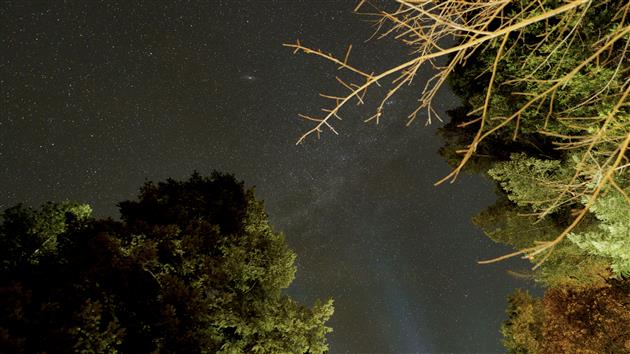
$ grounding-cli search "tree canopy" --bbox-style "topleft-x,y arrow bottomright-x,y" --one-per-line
502,280 -> 630,353
287,0 -> 628,351
0,172 -> 333,353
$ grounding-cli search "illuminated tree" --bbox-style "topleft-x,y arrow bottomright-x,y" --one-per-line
503,279 -> 630,353
0,173 -> 333,353
287,0 -> 629,269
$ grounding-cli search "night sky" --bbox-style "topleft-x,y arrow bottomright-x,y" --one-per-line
1,1 -> 539,352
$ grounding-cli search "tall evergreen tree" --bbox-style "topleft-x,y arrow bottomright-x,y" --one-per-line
286,0 -> 629,350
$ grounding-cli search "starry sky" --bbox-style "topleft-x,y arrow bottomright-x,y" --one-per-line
1,1 -> 540,352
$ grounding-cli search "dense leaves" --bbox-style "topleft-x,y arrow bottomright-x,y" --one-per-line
472,198 -> 611,288
439,0 -> 630,350
502,280 -> 630,353
0,173 -> 333,353
501,289 -> 544,354
569,190 -> 630,277
488,154 -> 572,214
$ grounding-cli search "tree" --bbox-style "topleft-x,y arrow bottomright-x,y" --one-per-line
287,0 -> 629,268
286,1 -> 628,350
472,197 -> 611,287
0,172 -> 333,353
0,201 -> 92,271
501,289 -> 544,354
568,189 -> 630,277
502,279 -> 630,353
541,279 -> 630,353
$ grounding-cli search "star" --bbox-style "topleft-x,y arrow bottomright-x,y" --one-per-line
0,1 -> 538,352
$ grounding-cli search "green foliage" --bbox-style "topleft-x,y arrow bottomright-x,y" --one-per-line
473,197 -> 559,249
0,173 -> 333,353
442,0 -> 630,350
488,153 -> 573,213
447,3 -> 629,349
481,152 -> 626,287
450,1 -> 627,137
501,289 -> 544,354
534,241 -> 610,288
569,189 -> 630,277
0,201 -> 92,270
484,152 -> 628,283
68,299 -> 126,354
473,197 -> 610,287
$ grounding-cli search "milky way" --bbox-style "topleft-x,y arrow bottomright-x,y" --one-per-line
1,1 -> 539,352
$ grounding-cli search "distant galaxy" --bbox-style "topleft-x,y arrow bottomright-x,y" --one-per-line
240,74 -> 257,81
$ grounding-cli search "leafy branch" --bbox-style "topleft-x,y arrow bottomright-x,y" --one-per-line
286,0 -> 629,269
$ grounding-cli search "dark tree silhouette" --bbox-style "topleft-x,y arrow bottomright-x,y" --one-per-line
0,173 -> 333,353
